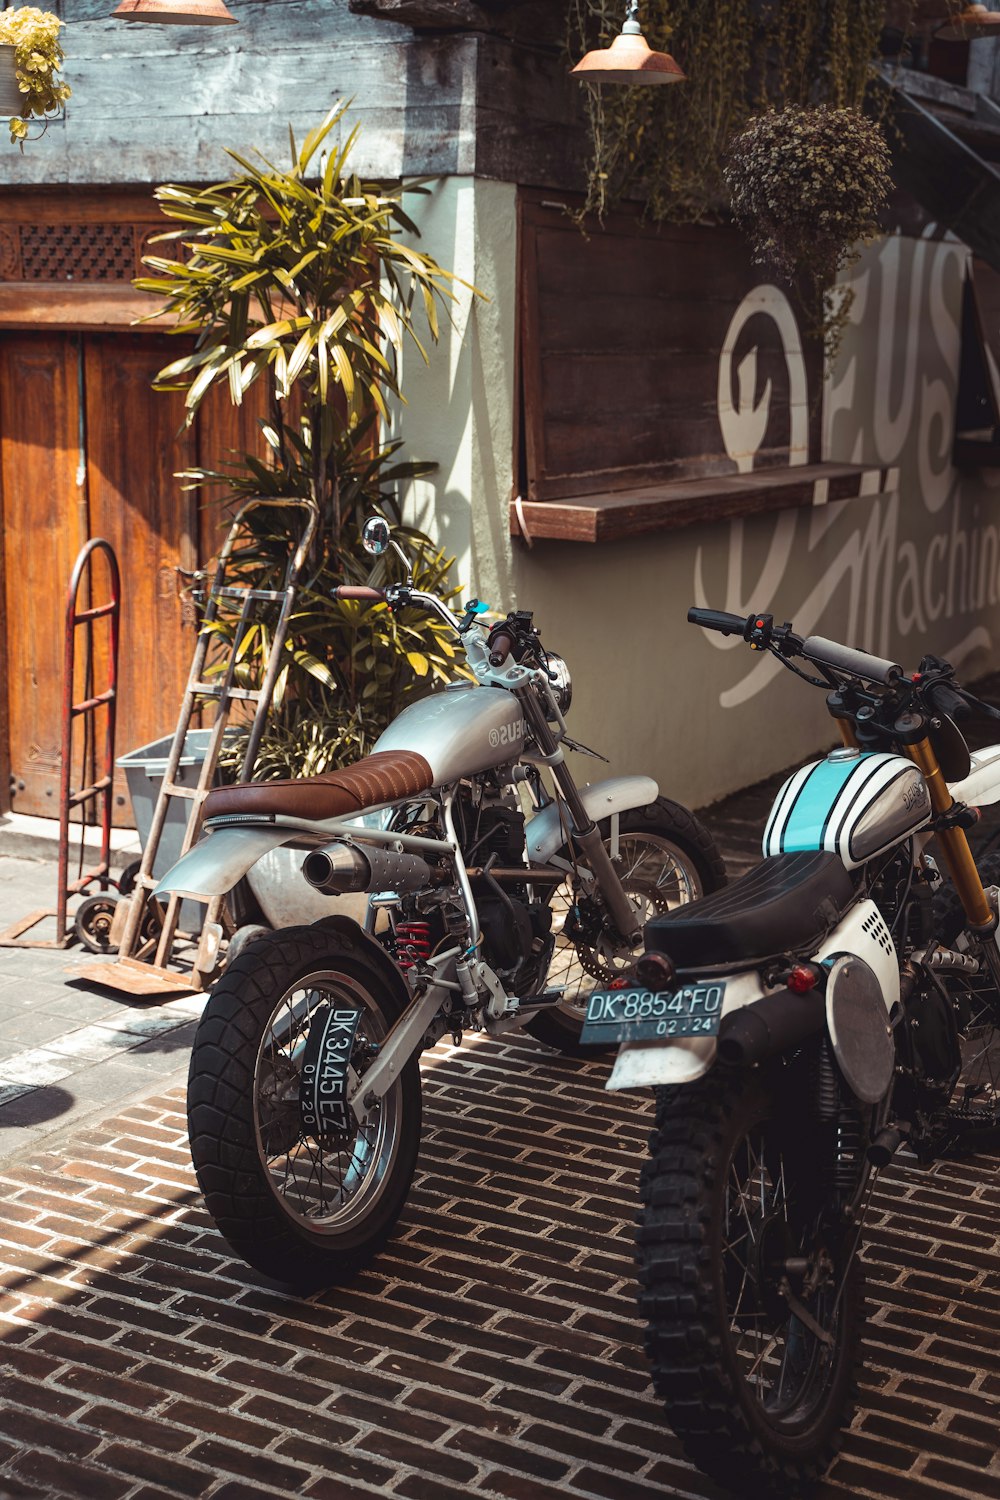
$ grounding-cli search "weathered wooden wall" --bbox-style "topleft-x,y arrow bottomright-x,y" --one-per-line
0,0 -> 584,190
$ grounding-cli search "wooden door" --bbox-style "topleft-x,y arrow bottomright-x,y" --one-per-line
83,334 -> 197,822
0,331 -> 197,822
0,334 -> 88,817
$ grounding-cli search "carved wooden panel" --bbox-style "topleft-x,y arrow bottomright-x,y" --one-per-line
0,222 -> 164,283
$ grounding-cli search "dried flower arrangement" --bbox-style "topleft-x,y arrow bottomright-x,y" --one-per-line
0,6 -> 70,145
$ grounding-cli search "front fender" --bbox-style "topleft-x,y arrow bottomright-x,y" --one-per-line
525,775 -> 659,865
949,741 -> 1000,808
152,825 -> 315,902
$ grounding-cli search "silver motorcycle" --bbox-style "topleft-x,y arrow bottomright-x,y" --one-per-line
157,516 -> 724,1285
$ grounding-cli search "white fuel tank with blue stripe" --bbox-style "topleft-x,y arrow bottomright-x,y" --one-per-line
763,748 -> 931,870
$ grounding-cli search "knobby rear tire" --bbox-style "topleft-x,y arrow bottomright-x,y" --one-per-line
637,1068 -> 864,1496
526,797 -> 726,1056
188,922 -> 420,1289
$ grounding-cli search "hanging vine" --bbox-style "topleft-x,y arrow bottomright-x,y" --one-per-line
566,0 -> 889,223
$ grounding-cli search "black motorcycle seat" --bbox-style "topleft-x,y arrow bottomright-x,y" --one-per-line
644,850 -> 857,968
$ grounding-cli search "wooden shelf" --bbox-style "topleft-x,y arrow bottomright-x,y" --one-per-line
510,462 -> 895,544
954,435 -> 1000,468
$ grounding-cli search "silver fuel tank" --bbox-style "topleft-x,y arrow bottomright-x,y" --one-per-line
373,685 -> 527,785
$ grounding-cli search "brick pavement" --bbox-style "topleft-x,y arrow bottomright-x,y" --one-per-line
2,688 -> 1000,1496
1,1028 -> 1000,1499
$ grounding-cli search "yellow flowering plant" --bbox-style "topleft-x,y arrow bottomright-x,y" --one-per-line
0,6 -> 70,144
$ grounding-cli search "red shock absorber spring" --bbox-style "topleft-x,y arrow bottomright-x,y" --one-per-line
394,920 -> 432,972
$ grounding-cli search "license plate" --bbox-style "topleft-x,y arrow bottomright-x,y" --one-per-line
579,982 -> 726,1046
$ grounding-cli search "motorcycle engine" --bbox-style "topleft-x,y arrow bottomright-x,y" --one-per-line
459,792 -> 552,985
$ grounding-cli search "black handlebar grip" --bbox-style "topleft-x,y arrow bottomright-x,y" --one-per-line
687,607 -> 748,637
927,680 -> 971,721
800,635 -> 902,685
488,629 -> 517,668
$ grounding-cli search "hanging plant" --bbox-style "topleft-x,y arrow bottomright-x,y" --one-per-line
0,6 -> 69,145
566,0 -> 887,223
725,104 -> 891,356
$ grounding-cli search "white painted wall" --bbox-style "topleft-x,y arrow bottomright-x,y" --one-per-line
394,212 -> 1000,812
389,175 -> 517,609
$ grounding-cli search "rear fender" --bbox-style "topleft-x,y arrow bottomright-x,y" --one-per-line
606,895 -> 895,1091
152,824 -> 320,903
605,971 -> 764,1090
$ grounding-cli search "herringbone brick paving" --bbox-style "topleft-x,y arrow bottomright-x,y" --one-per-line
6,685 -> 1000,1500
0,1025 -> 999,1499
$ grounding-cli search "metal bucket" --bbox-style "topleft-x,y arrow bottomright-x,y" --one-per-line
0,46 -> 22,119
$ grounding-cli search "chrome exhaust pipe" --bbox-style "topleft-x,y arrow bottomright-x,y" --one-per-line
302,841 -> 431,895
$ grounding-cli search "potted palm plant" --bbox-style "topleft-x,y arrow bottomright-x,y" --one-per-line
137,102 -> 475,779
0,6 -> 70,144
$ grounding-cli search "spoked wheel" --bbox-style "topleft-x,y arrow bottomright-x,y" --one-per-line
525,797 -> 725,1054
187,923 -> 420,1288
638,1070 -> 864,1496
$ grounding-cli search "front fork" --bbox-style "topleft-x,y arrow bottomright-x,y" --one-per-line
518,690 -> 642,943
903,734 -> 1000,987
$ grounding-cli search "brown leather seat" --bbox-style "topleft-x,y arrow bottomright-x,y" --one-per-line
203,749 -> 434,823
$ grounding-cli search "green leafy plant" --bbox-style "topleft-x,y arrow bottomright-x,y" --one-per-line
137,102 -> 476,779
725,104 -> 891,356
0,6 -> 70,145
566,0 -> 887,223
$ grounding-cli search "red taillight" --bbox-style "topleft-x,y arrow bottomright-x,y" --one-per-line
788,964 -> 820,993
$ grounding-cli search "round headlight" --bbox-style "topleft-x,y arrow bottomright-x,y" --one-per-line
545,652 -> 572,716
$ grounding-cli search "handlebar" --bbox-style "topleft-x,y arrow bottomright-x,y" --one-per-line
926,679 -> 971,722
488,629 -> 517,668
334,585 -> 386,603
687,607 -> 748,638
800,636 -> 902,686
689,607 -> 902,684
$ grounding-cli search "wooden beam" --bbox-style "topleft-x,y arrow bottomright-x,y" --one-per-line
349,0 -> 564,43
0,285 -> 170,330
510,464 -> 893,544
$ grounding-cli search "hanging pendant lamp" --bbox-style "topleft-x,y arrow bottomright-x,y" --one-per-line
935,3 -> 1000,39
112,0 -> 238,24
571,1 -> 685,85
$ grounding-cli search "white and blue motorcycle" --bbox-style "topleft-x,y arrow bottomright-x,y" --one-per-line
154,519 -> 724,1286
585,606 -> 1000,1495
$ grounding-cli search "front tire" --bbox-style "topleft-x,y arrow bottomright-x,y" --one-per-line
188,923 -> 421,1288
526,797 -> 726,1054
637,1069 -> 864,1495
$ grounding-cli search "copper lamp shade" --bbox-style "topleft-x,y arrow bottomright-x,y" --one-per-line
572,2 -> 685,85
112,0 -> 238,23
935,4 -> 1000,38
